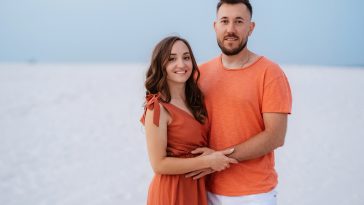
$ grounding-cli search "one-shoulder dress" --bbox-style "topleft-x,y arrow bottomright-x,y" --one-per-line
140,93 -> 208,205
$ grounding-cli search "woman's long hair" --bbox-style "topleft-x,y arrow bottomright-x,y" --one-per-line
145,36 -> 207,123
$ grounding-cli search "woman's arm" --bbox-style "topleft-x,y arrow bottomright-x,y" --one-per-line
144,104 -> 237,175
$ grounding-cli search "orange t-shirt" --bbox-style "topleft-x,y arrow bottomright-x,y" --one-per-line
199,55 -> 292,196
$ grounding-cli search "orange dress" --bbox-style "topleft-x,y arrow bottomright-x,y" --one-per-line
141,93 -> 208,205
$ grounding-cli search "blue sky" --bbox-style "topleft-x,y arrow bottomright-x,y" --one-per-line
0,0 -> 363,66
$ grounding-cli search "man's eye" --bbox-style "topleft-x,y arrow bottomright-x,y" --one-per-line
221,20 -> 228,24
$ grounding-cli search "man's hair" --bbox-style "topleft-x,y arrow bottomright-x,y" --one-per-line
217,0 -> 253,18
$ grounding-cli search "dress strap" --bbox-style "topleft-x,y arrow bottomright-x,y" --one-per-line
140,93 -> 162,127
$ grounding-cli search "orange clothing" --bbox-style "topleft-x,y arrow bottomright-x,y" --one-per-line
141,93 -> 208,205
199,56 -> 292,196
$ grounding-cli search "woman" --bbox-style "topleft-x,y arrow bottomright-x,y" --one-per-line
140,36 -> 238,205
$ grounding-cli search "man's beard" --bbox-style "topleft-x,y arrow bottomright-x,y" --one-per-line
217,37 -> 248,56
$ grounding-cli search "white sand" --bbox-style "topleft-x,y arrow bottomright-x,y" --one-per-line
0,63 -> 363,205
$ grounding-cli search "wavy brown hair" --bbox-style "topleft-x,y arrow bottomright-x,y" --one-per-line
145,36 -> 207,124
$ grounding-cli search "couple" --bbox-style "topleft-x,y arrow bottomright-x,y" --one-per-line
140,0 -> 292,204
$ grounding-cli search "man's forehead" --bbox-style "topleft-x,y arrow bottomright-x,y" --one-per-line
218,15 -> 245,20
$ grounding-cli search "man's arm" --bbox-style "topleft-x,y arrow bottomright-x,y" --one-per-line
186,112 -> 288,179
228,112 -> 287,161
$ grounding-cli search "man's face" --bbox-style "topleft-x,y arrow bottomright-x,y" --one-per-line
214,3 -> 254,56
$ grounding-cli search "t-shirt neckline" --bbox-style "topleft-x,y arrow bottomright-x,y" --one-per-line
219,55 -> 264,71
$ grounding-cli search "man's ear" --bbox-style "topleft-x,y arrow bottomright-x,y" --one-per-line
248,21 -> 255,36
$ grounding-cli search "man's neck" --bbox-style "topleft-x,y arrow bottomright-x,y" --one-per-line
221,49 -> 253,69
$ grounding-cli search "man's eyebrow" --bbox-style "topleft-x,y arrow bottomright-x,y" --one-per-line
219,16 -> 246,21
235,17 -> 246,21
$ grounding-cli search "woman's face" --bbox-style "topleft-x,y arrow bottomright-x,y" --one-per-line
165,40 -> 193,85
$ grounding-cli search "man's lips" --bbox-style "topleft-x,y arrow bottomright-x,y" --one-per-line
224,36 -> 239,41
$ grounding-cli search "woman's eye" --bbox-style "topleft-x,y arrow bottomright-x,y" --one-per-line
184,56 -> 191,60
168,57 -> 176,61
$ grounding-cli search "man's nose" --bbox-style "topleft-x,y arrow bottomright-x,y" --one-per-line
226,22 -> 236,33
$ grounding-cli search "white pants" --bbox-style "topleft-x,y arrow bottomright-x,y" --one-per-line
207,189 -> 277,205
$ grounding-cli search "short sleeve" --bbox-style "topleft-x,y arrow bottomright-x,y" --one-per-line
262,68 -> 292,114
140,93 -> 162,126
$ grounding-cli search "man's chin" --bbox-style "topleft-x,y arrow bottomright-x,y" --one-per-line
217,39 -> 247,56
224,47 -> 238,53
221,48 -> 241,56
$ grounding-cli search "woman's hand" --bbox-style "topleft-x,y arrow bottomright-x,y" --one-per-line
186,147 -> 238,179
205,148 -> 238,171
191,147 -> 215,156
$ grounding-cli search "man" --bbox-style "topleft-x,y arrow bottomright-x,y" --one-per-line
186,0 -> 292,204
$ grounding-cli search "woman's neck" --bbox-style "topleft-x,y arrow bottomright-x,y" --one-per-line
168,83 -> 186,101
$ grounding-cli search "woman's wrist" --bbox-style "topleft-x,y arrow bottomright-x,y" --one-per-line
200,154 -> 213,169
